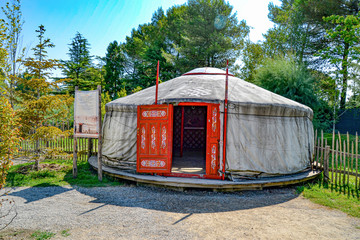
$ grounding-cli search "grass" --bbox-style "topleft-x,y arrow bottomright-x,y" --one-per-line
322,132 -> 358,146
297,175 -> 360,218
321,132 -> 360,170
31,230 -> 56,240
0,229 -> 70,239
6,158 -> 123,187
61,229 -> 71,237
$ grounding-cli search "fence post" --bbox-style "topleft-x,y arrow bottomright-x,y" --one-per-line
97,85 -> 103,181
88,138 -> 93,160
324,146 -> 330,183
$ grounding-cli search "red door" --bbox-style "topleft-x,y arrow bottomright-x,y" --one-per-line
137,104 -> 173,173
206,104 -> 220,176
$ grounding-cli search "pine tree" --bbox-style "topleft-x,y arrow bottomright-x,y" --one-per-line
104,40 -> 125,99
62,32 -> 93,92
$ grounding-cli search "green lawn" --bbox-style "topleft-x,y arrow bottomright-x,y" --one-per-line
6,158 -> 123,187
298,175 -> 360,218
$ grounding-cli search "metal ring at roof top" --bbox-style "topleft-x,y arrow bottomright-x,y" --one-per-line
182,67 -> 234,77
182,72 -> 234,77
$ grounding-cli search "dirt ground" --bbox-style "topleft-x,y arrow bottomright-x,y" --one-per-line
0,185 -> 359,240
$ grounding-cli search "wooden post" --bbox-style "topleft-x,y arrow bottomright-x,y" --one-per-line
73,86 -> 78,178
155,60 -> 160,105
316,137 -> 320,170
222,60 -> 229,180
313,130 -> 318,171
338,132 -> 342,185
320,130 -> 324,168
335,140 -> 338,186
88,138 -> 93,160
324,145 -> 330,183
351,142 -> 354,187
97,85 -> 103,181
356,133 -> 358,190
343,140 -> 346,186
347,133 -> 350,187
180,106 -> 184,157
331,131 -> 335,183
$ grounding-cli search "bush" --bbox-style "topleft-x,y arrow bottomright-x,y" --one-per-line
255,56 -> 332,130
0,95 -> 20,189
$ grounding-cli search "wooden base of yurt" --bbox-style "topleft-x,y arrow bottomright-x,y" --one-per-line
89,156 -> 320,191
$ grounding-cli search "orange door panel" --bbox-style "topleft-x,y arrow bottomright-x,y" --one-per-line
137,104 -> 173,173
206,104 -> 220,176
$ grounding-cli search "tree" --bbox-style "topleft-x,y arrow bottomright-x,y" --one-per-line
319,14 -> 360,109
21,25 -> 59,100
20,25 -> 72,169
177,0 -> 249,72
255,56 -> 332,130
104,40 -> 125,99
240,41 -> 265,83
265,0 -> 360,110
119,1 -> 250,92
0,20 -> 7,89
255,56 -> 318,107
1,0 -> 25,107
0,17 -> 20,190
62,32 -> 93,93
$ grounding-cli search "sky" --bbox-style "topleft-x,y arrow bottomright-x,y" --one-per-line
1,0 -> 281,78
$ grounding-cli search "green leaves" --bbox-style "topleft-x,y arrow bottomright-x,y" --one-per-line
0,95 -> 20,189
104,41 -> 125,100
318,13 -> 360,108
61,32 -> 94,93
255,56 -> 318,108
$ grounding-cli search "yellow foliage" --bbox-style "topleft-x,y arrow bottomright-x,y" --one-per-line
132,86 -> 142,93
0,95 -> 20,189
17,94 -> 73,137
31,126 -> 64,140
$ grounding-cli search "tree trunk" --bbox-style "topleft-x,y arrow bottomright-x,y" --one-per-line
340,42 -> 349,109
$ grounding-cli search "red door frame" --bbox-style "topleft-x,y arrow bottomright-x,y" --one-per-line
162,102 -> 222,180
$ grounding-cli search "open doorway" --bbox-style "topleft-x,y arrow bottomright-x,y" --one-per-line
172,106 -> 207,174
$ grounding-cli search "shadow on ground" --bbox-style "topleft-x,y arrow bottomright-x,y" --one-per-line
8,184 -> 72,204
75,185 -> 300,214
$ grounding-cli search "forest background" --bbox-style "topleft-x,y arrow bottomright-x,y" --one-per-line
1,0 -> 360,186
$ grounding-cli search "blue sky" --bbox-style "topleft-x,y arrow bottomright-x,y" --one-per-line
2,0 -> 280,77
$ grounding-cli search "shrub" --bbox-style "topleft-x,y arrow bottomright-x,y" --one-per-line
0,95 -> 20,189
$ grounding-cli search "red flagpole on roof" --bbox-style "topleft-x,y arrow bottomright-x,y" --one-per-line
222,60 -> 229,180
155,60 -> 160,105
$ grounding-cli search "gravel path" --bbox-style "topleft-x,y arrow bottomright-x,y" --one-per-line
1,186 -> 359,240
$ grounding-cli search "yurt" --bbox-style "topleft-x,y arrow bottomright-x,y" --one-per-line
101,67 -> 314,180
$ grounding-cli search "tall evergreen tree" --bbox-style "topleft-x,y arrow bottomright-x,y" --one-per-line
62,32 -> 93,92
104,40 -> 125,99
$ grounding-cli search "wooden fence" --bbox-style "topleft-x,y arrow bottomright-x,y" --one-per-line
313,130 -> 359,192
17,130 -> 360,193
18,137 -> 98,162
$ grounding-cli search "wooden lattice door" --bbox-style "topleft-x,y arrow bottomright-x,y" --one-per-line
136,104 -> 173,173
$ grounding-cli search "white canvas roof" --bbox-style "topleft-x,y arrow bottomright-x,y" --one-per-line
106,67 -> 313,119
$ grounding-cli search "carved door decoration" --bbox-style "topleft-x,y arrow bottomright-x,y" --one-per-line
206,104 -> 220,176
137,104 -> 173,173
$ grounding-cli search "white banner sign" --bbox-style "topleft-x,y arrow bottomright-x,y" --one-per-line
74,90 -> 99,138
